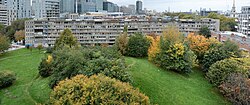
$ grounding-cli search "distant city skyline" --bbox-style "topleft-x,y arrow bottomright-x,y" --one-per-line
109,0 -> 250,12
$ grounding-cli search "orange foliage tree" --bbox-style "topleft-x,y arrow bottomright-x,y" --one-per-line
186,33 -> 211,60
186,33 -> 221,62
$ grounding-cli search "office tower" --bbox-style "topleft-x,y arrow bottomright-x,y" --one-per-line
6,0 -> 32,25
128,5 -> 136,14
60,0 -> 76,13
113,4 -> 119,12
95,0 -> 104,12
77,0 -> 96,13
136,0 -> 142,14
103,1 -> 114,12
33,0 -> 60,18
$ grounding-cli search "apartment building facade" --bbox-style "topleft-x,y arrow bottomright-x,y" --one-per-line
178,18 -> 220,33
238,6 -> 250,36
0,4 -> 7,25
25,17 -> 219,46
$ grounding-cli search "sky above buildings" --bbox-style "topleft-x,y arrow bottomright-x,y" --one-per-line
109,0 -> 250,12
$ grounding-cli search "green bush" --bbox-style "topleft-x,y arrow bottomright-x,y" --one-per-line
201,40 -> 240,72
50,74 -> 150,105
49,47 -> 131,88
219,73 -> 250,105
126,33 -> 150,57
206,58 -> 250,86
46,46 -> 53,53
38,56 -> 53,77
0,71 -> 16,88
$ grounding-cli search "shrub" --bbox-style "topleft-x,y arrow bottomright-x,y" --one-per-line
147,35 -> 160,62
0,35 -> 10,53
219,73 -> 250,105
115,32 -> 128,55
207,58 -> 250,86
201,40 -> 240,71
157,43 -> 196,73
0,71 -> 16,88
37,44 -> 43,51
126,33 -> 150,57
46,46 -> 53,53
49,47 -> 131,88
50,75 -> 150,105
38,55 -> 53,77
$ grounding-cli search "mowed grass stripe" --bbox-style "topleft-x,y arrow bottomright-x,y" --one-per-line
126,57 -> 230,105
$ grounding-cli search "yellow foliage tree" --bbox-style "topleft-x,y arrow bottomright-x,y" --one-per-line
147,36 -> 160,62
162,25 -> 184,44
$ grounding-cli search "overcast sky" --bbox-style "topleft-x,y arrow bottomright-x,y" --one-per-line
108,0 -> 250,12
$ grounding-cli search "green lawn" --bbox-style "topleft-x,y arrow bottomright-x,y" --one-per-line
0,49 -> 229,105
0,49 -> 51,105
126,57 -> 230,105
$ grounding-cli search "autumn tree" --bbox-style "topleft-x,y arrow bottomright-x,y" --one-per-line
14,30 -> 25,42
186,33 -> 211,61
54,28 -> 79,50
115,25 -> 129,55
50,75 -> 150,104
153,25 -> 196,73
147,35 -> 160,62
0,35 -> 10,53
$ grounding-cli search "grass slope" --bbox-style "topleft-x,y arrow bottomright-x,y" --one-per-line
126,57 -> 230,105
0,49 -> 51,105
0,49 -> 229,105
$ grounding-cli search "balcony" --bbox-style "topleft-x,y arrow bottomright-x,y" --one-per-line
242,20 -> 248,23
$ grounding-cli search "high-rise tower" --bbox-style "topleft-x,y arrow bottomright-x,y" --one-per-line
136,0 -> 142,14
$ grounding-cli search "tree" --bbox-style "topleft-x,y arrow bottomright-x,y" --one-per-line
207,12 -> 220,19
153,26 -> 196,73
147,35 -> 160,62
14,30 -> 25,42
115,33 -> 128,55
207,12 -> 237,31
2,19 -> 29,42
54,29 -> 79,50
201,40 -> 240,71
49,47 -> 130,88
0,35 -> 10,53
50,74 -> 150,105
0,24 -> 5,34
126,33 -> 150,57
199,26 -> 211,38
186,33 -> 211,61
5,26 -> 15,41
